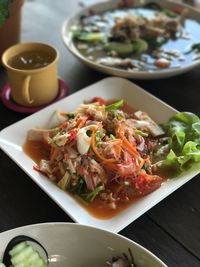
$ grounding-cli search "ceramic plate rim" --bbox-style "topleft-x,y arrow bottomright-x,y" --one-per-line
0,77 -> 199,233
61,0 -> 200,79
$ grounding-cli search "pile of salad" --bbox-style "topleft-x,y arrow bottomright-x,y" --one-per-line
26,98 -> 200,210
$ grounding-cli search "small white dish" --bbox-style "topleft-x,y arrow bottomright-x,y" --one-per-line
0,77 -> 199,232
0,222 -> 167,267
62,0 -> 200,79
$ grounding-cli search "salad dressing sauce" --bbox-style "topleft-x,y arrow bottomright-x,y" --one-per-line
23,140 -> 50,165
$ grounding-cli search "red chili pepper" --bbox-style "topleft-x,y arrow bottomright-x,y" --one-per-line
68,129 -> 77,142
33,165 -> 40,172
91,97 -> 106,106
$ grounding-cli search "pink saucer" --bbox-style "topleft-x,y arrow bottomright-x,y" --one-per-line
1,78 -> 68,113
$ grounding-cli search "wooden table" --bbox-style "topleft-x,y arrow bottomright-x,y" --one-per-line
0,1 -> 200,266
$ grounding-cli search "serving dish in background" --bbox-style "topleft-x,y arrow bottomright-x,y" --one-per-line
62,0 -> 200,79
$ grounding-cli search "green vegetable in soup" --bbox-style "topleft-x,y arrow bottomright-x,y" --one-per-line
75,32 -> 105,43
104,42 -> 135,56
105,39 -> 148,56
132,39 -> 148,54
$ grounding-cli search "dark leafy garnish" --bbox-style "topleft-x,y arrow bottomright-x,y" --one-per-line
184,43 -> 200,54
144,36 -> 166,50
163,8 -> 178,18
70,177 -> 86,195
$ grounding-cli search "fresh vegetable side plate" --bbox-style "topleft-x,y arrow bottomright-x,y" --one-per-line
0,77 -> 199,233
0,223 -> 167,267
62,0 -> 200,79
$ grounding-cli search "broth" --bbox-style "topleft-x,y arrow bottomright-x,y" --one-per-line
8,50 -> 54,70
72,6 -> 200,71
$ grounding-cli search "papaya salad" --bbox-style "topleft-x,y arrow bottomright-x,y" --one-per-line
25,98 -> 200,217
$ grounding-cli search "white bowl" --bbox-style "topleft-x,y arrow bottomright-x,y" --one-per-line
62,0 -> 200,79
0,223 -> 167,267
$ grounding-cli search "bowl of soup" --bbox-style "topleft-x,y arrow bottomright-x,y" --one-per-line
62,0 -> 200,79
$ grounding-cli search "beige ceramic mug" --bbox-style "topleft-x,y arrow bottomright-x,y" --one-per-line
2,42 -> 59,107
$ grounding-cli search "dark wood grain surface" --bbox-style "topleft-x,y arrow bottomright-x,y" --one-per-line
0,1 -> 200,266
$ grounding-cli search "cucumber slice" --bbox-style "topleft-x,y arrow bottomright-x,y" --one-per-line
9,242 -> 27,257
132,39 -> 148,54
11,246 -> 34,265
105,39 -> 148,55
105,42 -> 134,55
78,32 -> 104,43
9,242 -> 47,267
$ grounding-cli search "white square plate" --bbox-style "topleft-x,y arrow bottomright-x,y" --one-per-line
0,77 -> 199,233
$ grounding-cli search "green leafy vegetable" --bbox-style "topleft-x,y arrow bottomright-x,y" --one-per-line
135,129 -> 148,137
156,112 -> 200,176
67,112 -> 75,119
163,8 -> 178,18
104,42 -> 134,56
144,36 -> 166,50
0,0 -> 9,27
184,43 -> 200,54
105,99 -> 124,111
85,185 -> 104,202
71,177 -> 86,195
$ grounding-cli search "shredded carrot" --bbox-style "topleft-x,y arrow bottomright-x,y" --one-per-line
122,137 -> 140,157
50,147 -> 59,161
76,116 -> 88,129
60,121 -> 69,129
138,157 -> 145,168
116,125 -> 140,158
91,130 -> 117,163
59,111 -> 67,116
108,139 -> 122,160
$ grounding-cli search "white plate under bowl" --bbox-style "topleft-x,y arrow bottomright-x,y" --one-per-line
62,0 -> 200,79
0,77 -> 199,233
0,222 -> 167,267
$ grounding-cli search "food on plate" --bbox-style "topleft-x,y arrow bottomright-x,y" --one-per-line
24,98 -> 200,219
0,235 -> 136,267
70,2 -> 200,72
0,235 -> 48,267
